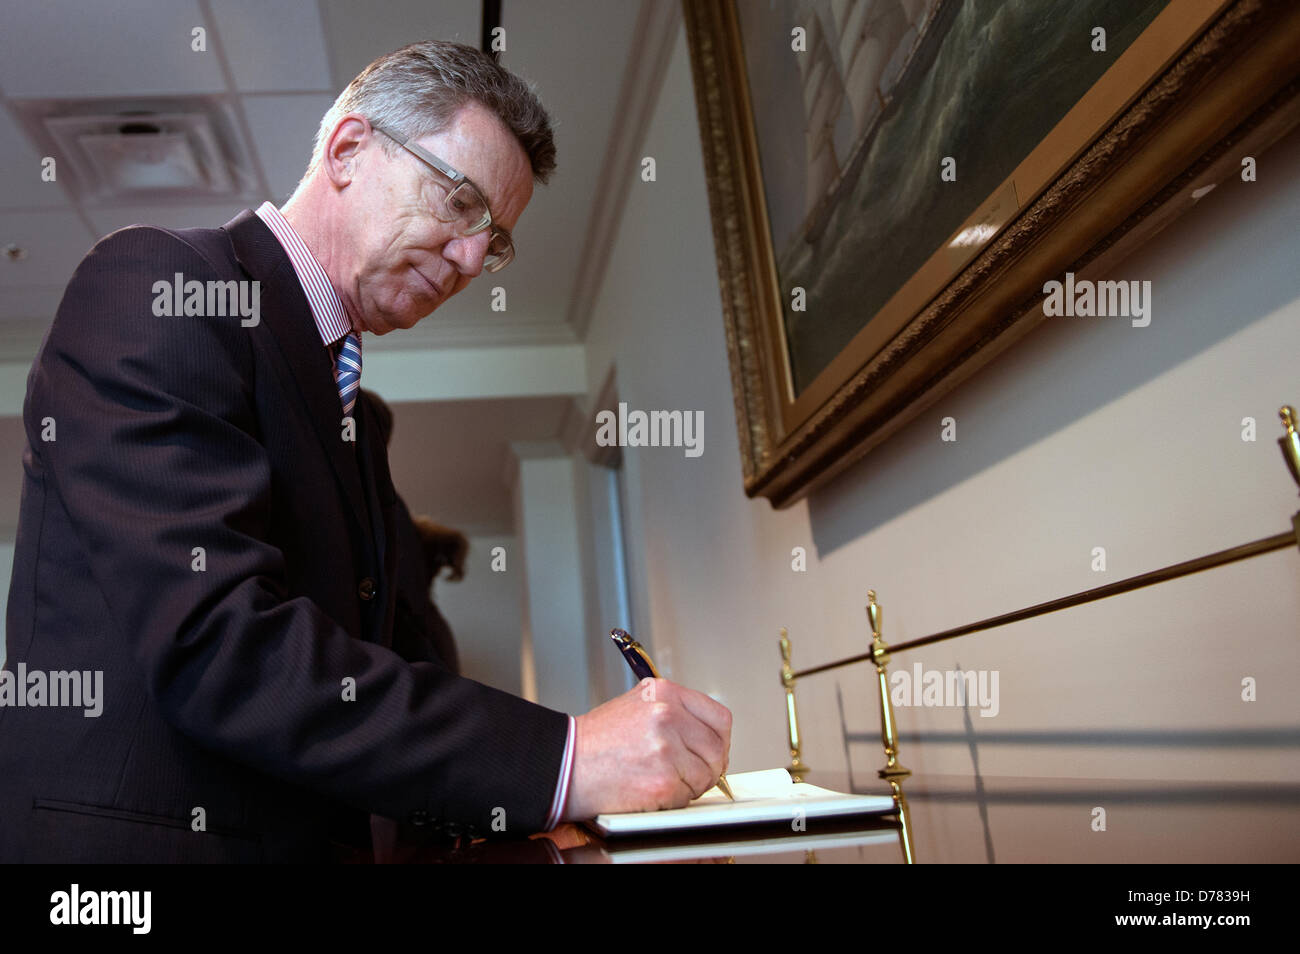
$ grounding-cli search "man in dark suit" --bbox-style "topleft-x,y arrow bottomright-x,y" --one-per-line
0,40 -> 730,862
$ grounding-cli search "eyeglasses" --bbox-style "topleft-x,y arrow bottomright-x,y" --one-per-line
371,122 -> 515,273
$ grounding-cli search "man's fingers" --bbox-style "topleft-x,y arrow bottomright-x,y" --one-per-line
681,774 -> 702,805
658,764 -> 698,809
671,745 -> 716,805
675,706 -> 728,778
674,685 -> 732,752
675,686 -> 732,738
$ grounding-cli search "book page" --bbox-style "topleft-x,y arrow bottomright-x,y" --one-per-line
693,768 -> 796,802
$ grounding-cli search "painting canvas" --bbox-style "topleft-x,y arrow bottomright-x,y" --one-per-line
684,0 -> 1300,505
737,0 -> 1168,395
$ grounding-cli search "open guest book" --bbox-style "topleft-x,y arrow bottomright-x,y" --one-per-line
588,768 -> 897,838
599,826 -> 899,863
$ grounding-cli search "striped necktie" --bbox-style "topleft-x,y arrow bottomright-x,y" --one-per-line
335,332 -> 362,416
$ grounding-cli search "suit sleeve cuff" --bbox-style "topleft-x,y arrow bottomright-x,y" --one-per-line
543,715 -> 577,830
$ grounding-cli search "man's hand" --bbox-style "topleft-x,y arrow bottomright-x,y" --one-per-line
562,679 -> 732,821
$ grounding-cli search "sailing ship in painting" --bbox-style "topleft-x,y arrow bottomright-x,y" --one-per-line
794,0 -> 943,245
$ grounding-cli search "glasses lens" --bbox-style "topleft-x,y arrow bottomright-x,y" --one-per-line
441,182 -> 491,235
483,230 -> 514,273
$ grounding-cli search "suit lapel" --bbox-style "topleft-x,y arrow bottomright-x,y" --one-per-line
221,209 -> 374,559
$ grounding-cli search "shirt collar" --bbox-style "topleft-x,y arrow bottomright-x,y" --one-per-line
253,201 -> 359,356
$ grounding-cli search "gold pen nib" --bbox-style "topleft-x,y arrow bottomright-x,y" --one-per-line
715,774 -> 735,801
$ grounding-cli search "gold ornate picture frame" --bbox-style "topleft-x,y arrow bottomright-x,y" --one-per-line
684,0 -> 1300,507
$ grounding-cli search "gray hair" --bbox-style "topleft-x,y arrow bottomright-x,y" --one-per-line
301,40 -> 556,187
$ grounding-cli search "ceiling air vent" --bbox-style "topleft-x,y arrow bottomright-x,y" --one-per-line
43,109 -> 240,202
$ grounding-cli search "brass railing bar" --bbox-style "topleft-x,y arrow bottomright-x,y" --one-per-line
791,529 -> 1296,679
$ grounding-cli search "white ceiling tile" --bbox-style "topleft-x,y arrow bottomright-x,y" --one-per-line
85,201 -> 250,238
0,211 -> 96,290
0,416 -> 29,526
316,0 -> 480,87
0,287 -> 68,323
209,0 -> 333,93
0,108 -> 72,210
0,0 -> 226,98
241,94 -> 335,201
493,1 -> 641,333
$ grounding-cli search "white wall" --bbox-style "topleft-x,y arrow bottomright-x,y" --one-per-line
575,458 -> 639,706
509,449 -> 590,715
434,534 -> 525,696
580,28 -> 1300,787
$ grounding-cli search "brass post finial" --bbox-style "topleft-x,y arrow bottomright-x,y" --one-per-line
1279,406 -> 1300,493
778,627 -> 808,781
867,589 -> 882,638
867,590 -> 889,668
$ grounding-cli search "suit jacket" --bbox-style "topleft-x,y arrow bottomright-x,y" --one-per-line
388,491 -> 461,676
0,210 -> 568,862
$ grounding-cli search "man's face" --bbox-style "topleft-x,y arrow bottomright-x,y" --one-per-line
343,102 -> 534,335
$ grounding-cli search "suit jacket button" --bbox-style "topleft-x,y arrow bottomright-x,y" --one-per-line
358,577 -> 376,601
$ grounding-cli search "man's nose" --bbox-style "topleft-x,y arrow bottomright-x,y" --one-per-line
446,230 -> 492,278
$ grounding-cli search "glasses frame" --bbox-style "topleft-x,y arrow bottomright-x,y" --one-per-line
370,122 -> 514,273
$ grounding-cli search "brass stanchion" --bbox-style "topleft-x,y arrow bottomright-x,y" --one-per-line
778,628 -> 809,781
1278,406 -> 1300,556
868,591 -> 909,783
867,591 -> 915,864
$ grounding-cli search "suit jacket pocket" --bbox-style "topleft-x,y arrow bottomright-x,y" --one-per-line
29,798 -> 264,863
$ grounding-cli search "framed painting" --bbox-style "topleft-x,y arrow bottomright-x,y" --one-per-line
683,0 -> 1300,507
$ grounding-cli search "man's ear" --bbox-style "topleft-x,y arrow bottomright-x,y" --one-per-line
322,113 -> 372,188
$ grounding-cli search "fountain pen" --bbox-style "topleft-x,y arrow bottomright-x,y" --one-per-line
609,628 -> 735,801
